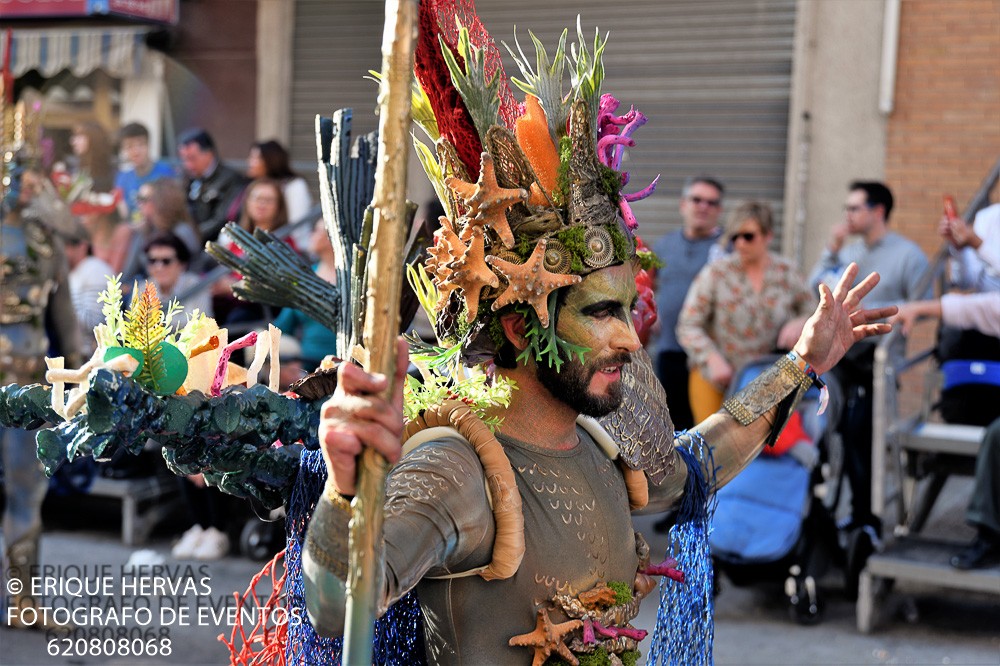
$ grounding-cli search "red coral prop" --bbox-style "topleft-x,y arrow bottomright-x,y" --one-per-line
220,549 -> 289,666
434,0 -> 521,127
631,237 -> 658,347
416,1 -> 484,181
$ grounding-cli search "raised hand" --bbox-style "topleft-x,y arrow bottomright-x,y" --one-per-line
318,337 -> 409,496
792,263 -> 898,376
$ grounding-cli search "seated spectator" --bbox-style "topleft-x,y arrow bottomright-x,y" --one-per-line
237,178 -> 295,243
80,207 -> 133,276
212,178 -> 297,325
115,122 -> 177,221
121,178 -> 204,284
177,128 -> 248,242
53,120 -> 116,200
64,226 -> 113,359
892,292 -> 1000,569
677,201 -> 815,421
140,232 -> 212,319
247,139 -> 314,249
273,219 -> 339,372
941,201 -> 1000,293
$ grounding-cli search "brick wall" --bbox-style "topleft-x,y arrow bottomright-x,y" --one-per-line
887,0 -> 1000,245
885,0 -> 1000,416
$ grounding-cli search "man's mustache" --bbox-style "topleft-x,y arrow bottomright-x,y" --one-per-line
588,352 -> 633,369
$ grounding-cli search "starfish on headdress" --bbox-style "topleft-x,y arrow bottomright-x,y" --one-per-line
508,607 -> 583,666
446,152 -> 525,249
488,239 -> 582,327
443,228 -> 499,322
428,216 -> 465,310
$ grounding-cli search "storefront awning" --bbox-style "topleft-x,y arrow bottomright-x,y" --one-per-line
2,26 -> 149,78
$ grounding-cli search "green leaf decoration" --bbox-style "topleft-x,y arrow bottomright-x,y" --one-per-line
369,69 -> 439,142
412,136 -> 449,215
439,23 -> 502,140
504,27 -> 569,143
515,293 -> 589,372
94,274 -> 125,349
569,16 -> 609,132
122,282 -> 181,392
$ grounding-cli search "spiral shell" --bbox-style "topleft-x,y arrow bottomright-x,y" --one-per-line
583,226 -> 615,268
543,239 -> 573,274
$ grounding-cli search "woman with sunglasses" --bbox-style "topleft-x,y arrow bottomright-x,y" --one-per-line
141,232 -> 212,318
677,201 -> 816,421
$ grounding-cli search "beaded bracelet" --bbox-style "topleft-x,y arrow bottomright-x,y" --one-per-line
786,350 -> 829,415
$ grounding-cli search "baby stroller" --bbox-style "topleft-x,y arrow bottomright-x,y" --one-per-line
709,355 -> 846,624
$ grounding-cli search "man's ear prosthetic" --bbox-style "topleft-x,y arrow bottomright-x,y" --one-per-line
499,312 -> 529,351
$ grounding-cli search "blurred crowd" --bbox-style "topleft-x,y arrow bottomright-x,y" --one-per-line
4,121 -> 330,563
647,175 -> 1000,571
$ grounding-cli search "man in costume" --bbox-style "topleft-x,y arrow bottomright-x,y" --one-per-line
300,8 -> 897,663
1,158 -> 82,629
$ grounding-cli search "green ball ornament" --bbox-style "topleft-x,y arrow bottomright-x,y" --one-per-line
104,346 -> 144,377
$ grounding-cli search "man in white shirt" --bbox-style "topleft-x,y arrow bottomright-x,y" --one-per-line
941,202 -> 1000,293
64,227 -> 114,358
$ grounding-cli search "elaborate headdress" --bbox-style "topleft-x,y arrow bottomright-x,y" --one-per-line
410,1 -> 658,369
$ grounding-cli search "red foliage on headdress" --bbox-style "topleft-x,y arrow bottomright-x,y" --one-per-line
632,236 -> 659,347
220,549 -> 288,666
432,0 -> 521,127
415,0 -> 484,181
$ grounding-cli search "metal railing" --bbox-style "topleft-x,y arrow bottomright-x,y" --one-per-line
872,155 -> 1000,522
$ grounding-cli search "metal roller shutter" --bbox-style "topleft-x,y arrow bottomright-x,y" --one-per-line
289,0 -> 796,240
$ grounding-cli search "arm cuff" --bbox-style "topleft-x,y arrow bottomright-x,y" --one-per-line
722,354 -> 815,446
304,484 -> 353,581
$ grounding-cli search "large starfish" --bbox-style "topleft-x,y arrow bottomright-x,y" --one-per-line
488,239 -> 582,327
443,228 -> 499,322
428,216 -> 464,310
508,608 -> 583,666
445,152 -> 524,249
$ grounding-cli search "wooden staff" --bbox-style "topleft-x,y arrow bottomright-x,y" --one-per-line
343,0 -> 418,662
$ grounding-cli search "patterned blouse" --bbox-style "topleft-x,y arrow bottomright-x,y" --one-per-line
677,253 -> 816,385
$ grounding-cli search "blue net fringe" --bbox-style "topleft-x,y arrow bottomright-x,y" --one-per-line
284,449 -> 427,665
647,431 -> 719,666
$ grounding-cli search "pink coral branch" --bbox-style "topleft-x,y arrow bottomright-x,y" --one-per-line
597,135 -> 635,167
641,557 -> 685,583
622,174 -> 660,202
592,621 -> 648,642
619,199 -> 639,232
211,332 -> 258,397
611,111 -> 647,170
582,617 -> 596,645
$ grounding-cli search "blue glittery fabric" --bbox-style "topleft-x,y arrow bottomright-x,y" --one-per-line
284,449 -> 427,665
647,432 -> 719,666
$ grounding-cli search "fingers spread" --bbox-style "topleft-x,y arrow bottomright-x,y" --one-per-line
850,305 -> 898,325
854,322 -> 893,340
832,263 -> 860,302
844,271 -> 881,309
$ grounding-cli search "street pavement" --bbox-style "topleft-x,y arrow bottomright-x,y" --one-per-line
1,479 -> 997,665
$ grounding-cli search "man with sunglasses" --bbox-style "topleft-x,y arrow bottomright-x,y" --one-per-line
650,176 -> 726,432
808,181 -> 929,550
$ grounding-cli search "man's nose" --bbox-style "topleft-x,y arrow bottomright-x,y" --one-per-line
612,315 -> 642,354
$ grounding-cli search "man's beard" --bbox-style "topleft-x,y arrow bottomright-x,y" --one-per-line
535,352 -> 631,417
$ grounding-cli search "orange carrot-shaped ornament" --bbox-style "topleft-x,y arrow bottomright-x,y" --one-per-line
515,94 -> 561,200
